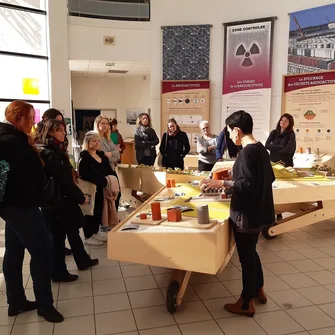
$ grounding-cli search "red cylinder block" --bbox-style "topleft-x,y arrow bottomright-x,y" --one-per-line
151,202 -> 162,220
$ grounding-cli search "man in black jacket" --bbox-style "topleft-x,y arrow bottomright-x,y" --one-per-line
201,110 -> 275,317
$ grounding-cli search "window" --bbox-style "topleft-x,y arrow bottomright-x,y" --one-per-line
0,0 -> 49,117
0,0 -> 46,11
0,7 -> 48,55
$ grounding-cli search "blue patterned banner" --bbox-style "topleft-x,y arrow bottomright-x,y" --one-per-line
162,24 -> 211,80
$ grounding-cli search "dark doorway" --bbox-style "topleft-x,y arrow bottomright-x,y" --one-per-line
75,109 -> 100,143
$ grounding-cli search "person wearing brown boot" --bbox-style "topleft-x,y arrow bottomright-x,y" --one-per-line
201,111 -> 275,317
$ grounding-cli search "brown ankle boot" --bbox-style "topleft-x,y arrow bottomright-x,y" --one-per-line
257,287 -> 267,304
224,297 -> 255,317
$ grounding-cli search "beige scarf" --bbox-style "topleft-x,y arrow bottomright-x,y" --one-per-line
102,175 -> 119,228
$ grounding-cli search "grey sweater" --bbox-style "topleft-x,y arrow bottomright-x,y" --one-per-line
197,135 -> 218,164
100,137 -> 120,169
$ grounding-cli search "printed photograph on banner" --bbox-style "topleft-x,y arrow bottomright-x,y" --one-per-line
288,4 -> 335,74
222,18 -> 274,143
126,108 -> 145,125
282,71 -> 335,153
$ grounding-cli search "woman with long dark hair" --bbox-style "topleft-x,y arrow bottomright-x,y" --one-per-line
159,118 -> 190,170
265,113 -> 296,167
39,120 -> 99,279
0,101 -> 63,323
134,113 -> 159,166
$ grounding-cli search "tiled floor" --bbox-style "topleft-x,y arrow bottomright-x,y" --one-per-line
2,215 -> 335,334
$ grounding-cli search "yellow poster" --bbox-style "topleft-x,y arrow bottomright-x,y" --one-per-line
282,71 -> 335,153
23,78 -> 40,95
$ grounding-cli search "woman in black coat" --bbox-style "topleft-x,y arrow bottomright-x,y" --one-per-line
134,113 -> 159,166
160,118 -> 190,170
0,101 -> 63,323
78,131 -> 115,246
39,120 -> 99,281
265,113 -> 296,167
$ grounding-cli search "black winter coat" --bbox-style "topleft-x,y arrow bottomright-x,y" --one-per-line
0,122 -> 46,208
40,146 -> 86,231
265,130 -> 296,167
160,131 -> 190,170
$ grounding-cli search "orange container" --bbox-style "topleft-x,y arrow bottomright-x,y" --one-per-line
213,168 -> 229,180
166,180 -> 172,188
151,202 -> 162,220
171,179 -> 176,187
299,147 -> 303,153
139,213 -> 147,220
167,208 -> 182,222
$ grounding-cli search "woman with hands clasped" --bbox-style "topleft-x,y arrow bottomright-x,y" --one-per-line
200,110 -> 275,318
39,120 -> 99,278
197,121 -> 217,172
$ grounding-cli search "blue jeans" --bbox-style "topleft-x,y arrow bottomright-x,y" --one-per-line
1,207 -> 54,308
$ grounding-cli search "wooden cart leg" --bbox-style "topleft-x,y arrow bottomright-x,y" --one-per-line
166,270 -> 192,314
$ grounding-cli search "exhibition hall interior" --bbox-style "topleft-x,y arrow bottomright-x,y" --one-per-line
2,0 -> 335,334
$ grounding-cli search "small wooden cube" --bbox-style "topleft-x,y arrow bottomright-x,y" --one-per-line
140,213 -> 147,220
167,208 -> 182,222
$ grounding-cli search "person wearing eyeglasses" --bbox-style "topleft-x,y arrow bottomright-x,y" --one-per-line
197,121 -> 218,172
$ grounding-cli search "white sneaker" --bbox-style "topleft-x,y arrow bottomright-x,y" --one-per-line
94,231 -> 107,242
84,236 -> 104,246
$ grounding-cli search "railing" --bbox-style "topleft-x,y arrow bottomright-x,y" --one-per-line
68,0 -> 150,21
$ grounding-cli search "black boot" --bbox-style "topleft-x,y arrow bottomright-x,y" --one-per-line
52,273 -> 79,283
78,258 -> 99,271
37,306 -> 64,323
8,300 -> 37,317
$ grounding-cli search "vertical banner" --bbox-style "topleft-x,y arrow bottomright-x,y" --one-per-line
162,25 -> 212,80
282,71 -> 335,153
222,17 -> 275,143
288,4 -> 335,74
161,80 -> 210,150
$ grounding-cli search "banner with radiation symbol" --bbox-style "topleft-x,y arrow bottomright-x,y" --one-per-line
222,17 -> 275,143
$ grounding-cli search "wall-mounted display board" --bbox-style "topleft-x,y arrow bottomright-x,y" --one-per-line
282,70 -> 335,153
161,80 -> 210,150
222,17 -> 276,144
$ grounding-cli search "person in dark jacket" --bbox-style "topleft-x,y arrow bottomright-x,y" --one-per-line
265,113 -> 296,167
216,126 -> 240,161
34,108 -> 75,256
0,101 -> 63,323
78,131 -> 116,245
134,113 -> 159,166
201,110 -> 275,318
160,118 -> 190,170
39,120 -> 99,279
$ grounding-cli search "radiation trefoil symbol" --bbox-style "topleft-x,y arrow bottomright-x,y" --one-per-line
236,43 -> 260,67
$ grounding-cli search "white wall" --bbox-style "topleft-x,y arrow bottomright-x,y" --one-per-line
68,17 -> 151,62
149,0 -> 335,137
71,75 -> 151,138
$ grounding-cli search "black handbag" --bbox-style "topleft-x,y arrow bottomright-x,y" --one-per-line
43,176 -> 64,209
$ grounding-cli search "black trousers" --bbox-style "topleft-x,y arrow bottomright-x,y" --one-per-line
138,156 -> 155,166
112,170 -> 121,211
42,210 -> 91,277
198,160 -> 215,172
233,225 -> 264,302
1,207 -> 53,308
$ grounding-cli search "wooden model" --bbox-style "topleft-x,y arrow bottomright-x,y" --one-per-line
109,162 -> 335,313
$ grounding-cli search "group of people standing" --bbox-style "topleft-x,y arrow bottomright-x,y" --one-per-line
134,112 -> 296,172
0,101 -> 124,323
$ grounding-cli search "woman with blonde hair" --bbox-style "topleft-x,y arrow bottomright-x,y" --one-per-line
197,120 -> 218,171
134,113 -> 159,166
0,101 -> 63,322
78,131 -> 115,245
94,115 -> 121,212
